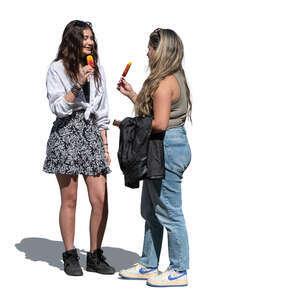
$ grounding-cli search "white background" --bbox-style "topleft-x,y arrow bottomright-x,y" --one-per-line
0,0 -> 299,299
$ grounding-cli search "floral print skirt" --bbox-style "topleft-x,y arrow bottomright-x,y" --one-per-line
43,110 -> 111,176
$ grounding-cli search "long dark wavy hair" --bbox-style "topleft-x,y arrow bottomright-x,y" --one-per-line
55,20 -> 101,89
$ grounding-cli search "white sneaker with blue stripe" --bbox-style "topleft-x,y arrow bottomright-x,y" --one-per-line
146,269 -> 188,287
119,263 -> 158,280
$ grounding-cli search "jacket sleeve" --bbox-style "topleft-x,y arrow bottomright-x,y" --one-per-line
46,63 -> 74,118
94,65 -> 110,130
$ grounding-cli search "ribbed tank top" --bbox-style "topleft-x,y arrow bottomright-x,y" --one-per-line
167,71 -> 188,130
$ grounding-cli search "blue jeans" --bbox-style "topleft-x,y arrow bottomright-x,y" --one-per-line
139,126 -> 191,271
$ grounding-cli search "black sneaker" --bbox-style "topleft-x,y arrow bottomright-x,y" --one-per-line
86,248 -> 115,274
62,249 -> 83,276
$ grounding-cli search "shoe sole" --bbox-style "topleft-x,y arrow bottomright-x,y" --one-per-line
146,281 -> 188,287
86,267 -> 115,274
64,271 -> 83,276
119,273 -> 150,280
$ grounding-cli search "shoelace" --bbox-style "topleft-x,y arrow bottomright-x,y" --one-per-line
98,254 -> 109,265
72,255 -> 80,262
66,255 -> 80,266
95,250 -> 107,265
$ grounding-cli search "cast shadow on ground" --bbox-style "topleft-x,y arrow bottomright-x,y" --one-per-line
15,237 -> 140,272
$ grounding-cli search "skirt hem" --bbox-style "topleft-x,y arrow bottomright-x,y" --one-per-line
43,167 -> 111,176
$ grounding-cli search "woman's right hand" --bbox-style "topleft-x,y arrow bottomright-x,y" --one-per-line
77,65 -> 94,85
117,77 -> 137,102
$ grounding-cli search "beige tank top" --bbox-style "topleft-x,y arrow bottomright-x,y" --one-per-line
167,71 -> 188,130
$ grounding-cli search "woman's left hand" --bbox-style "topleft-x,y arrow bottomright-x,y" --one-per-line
105,152 -> 111,166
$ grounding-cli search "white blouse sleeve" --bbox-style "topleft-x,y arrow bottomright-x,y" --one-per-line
46,63 -> 74,117
94,65 -> 110,130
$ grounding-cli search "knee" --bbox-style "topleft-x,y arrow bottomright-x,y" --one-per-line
90,195 -> 105,211
61,192 -> 77,209
157,210 -> 185,231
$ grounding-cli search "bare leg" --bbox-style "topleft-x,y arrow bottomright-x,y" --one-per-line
83,174 -> 108,252
56,174 -> 79,251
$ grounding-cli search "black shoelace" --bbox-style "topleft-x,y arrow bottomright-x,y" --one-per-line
68,255 -> 80,265
95,250 -> 108,265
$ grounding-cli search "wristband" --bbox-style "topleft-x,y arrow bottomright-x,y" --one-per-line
71,84 -> 82,96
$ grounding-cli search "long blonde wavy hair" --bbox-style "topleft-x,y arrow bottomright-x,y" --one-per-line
135,28 -> 192,121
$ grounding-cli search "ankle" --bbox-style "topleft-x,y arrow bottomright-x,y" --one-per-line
88,248 -> 102,255
65,247 -> 75,252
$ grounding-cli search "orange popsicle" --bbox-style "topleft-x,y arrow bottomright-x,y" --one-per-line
122,62 -> 132,77
86,55 -> 95,67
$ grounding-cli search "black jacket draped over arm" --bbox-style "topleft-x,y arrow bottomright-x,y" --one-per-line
117,116 -> 165,188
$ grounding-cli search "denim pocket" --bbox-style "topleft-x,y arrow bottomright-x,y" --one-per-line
164,138 -> 191,176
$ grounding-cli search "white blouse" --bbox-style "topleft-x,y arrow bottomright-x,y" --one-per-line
46,59 -> 109,130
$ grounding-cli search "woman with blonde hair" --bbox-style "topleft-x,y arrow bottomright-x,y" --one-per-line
117,28 -> 192,287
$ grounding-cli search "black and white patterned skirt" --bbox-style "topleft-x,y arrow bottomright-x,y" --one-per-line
43,110 -> 111,176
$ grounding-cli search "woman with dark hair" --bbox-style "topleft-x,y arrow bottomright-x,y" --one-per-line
117,28 -> 192,287
43,20 -> 115,276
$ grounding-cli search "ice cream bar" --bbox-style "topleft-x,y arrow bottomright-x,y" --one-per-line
86,55 -> 95,67
122,62 -> 132,77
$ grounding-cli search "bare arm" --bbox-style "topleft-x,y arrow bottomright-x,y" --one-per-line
117,75 -> 179,133
100,130 -> 111,165
152,76 -> 177,132
64,65 -> 94,103
64,88 -> 79,103
100,130 -> 108,147
117,78 -> 137,103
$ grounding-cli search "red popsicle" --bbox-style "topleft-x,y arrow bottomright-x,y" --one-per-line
86,55 -> 95,67
122,62 -> 132,77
